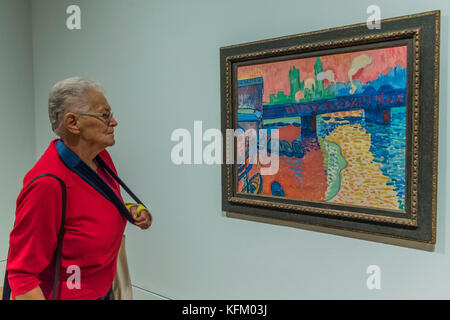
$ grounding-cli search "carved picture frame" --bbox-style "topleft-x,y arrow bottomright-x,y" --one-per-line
220,11 -> 440,248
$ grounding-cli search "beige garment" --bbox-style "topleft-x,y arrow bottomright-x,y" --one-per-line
111,235 -> 133,300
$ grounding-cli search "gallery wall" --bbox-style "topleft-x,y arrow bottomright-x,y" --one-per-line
1,0 -> 449,298
0,0 -> 35,283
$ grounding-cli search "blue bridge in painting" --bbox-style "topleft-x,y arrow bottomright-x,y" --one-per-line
237,77 -> 407,154
262,86 -> 406,138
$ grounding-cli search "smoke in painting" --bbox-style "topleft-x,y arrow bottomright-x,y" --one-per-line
237,46 -> 407,211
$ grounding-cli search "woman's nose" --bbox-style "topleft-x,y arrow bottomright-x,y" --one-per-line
110,115 -> 118,127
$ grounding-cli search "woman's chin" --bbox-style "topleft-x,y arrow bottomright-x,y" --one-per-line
105,135 -> 115,147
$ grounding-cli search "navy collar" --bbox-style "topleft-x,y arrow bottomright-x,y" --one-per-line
56,139 -> 82,167
56,139 -> 135,224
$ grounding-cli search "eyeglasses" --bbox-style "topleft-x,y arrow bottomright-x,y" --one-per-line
78,111 -> 114,125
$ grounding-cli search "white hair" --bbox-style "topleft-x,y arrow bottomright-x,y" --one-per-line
48,77 -> 104,137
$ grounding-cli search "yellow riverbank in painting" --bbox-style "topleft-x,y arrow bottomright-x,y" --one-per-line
326,124 -> 399,210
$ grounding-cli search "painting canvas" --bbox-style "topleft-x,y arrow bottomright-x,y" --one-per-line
221,10 -> 440,247
236,46 -> 407,212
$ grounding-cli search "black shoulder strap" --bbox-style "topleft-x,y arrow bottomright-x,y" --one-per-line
95,156 -> 146,207
2,174 -> 66,300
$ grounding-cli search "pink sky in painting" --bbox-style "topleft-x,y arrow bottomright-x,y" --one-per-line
238,46 -> 407,102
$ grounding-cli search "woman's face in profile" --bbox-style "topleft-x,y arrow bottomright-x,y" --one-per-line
78,90 -> 118,149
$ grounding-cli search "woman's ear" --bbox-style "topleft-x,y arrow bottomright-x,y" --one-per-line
64,113 -> 81,134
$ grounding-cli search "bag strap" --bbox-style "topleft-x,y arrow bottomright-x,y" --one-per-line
95,156 -> 146,208
2,174 -> 66,300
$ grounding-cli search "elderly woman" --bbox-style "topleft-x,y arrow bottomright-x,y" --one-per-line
5,77 -> 151,300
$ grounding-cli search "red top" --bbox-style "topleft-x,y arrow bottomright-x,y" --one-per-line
7,139 -> 127,300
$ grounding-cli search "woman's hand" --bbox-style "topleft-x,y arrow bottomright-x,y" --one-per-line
128,204 -> 152,230
14,285 -> 46,300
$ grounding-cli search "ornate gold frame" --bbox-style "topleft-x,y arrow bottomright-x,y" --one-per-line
220,11 -> 440,246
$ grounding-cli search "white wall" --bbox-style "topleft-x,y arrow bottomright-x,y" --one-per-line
0,0 -> 35,265
1,0 -> 447,298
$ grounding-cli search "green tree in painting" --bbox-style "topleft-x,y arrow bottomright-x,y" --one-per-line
266,57 -> 335,105
314,57 -> 325,94
289,66 -> 302,101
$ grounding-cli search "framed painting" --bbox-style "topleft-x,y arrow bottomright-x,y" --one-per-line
220,11 -> 440,248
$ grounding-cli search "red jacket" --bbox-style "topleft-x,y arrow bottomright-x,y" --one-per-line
7,139 -> 127,299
